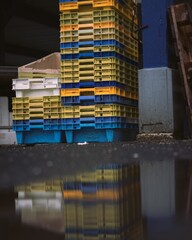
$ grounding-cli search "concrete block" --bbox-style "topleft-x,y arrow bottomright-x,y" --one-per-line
0,97 -> 9,127
139,67 -> 185,136
0,129 -> 17,145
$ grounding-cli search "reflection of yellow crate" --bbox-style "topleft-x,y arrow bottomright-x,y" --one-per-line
15,180 -> 62,192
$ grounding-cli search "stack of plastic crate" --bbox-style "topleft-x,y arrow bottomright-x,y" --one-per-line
12,77 -> 65,144
12,53 -> 66,144
63,163 -> 144,240
59,0 -> 139,143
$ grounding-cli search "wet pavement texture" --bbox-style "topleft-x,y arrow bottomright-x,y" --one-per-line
1,140 -> 192,240
0,140 -> 192,188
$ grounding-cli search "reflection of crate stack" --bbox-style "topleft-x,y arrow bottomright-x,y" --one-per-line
63,164 -> 144,240
60,0 -> 139,143
12,53 -> 65,144
15,179 -> 65,233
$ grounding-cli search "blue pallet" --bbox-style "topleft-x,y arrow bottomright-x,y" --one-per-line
65,127 -> 138,143
61,81 -> 128,89
60,39 -> 125,50
15,130 -> 65,144
61,95 -> 138,106
61,52 -> 138,67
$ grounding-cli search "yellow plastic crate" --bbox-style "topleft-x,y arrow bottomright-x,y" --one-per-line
61,87 -> 138,100
59,1 -> 137,24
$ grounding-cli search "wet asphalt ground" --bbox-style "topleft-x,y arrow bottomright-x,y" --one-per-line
0,140 -> 192,188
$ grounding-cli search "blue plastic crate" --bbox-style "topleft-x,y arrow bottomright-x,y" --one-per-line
43,119 -> 63,130
15,129 -> 65,144
13,120 -> 30,131
60,39 -> 124,50
61,117 -> 138,130
61,81 -> 126,89
64,127 -> 138,143
61,95 -> 138,106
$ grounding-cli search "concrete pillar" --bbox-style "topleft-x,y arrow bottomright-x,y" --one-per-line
139,0 -> 185,137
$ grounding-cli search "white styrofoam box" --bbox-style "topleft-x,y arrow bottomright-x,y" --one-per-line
0,129 -> 17,145
12,78 -> 61,90
0,97 -> 9,127
15,88 -> 60,97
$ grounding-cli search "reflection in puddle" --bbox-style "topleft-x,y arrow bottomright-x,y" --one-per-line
11,159 -> 192,239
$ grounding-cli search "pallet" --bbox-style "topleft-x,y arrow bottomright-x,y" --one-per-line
61,94 -> 138,106
64,127 -> 138,143
15,129 -> 65,144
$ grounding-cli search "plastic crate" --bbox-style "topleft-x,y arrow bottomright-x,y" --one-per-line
15,129 -> 65,144
61,81 -> 133,89
12,96 -> 63,120
61,87 -> 138,100
59,1 -> 137,23
60,104 -> 138,119
61,94 -> 138,106
12,78 -> 61,90
61,116 -> 138,130
61,52 -> 138,66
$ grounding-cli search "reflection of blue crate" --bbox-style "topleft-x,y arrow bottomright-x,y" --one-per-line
61,52 -> 138,66
65,127 -> 138,143
61,81 -> 128,89
61,95 -> 138,106
64,181 -> 123,191
16,129 -> 65,144
65,228 -> 122,235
